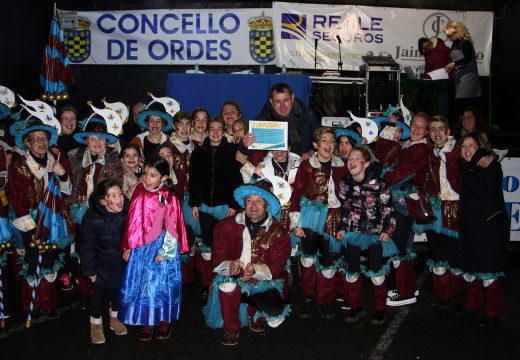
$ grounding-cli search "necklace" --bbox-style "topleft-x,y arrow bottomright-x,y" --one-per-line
148,133 -> 162,144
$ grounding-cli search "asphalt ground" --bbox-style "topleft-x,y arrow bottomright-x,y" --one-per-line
0,243 -> 519,360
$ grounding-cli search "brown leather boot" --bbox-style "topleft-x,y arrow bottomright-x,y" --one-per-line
109,310 -> 128,336
90,317 -> 106,344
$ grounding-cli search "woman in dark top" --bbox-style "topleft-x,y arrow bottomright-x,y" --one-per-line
444,22 -> 482,115
458,134 -> 508,327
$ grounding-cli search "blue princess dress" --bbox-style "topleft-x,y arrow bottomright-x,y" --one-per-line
118,183 -> 189,326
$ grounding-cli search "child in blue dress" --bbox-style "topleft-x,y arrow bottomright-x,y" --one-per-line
118,155 -> 189,341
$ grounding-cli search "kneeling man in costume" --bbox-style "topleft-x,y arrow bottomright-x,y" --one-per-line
204,180 -> 291,346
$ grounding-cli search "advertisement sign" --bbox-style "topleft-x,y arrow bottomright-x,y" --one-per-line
272,2 -> 493,75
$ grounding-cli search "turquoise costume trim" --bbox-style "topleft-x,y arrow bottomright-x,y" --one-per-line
300,197 -> 328,235
388,249 -> 417,263
363,264 -> 391,278
181,254 -> 190,263
339,232 -> 399,258
253,304 -> 292,323
426,259 -> 450,271
70,201 -> 88,225
472,271 -> 506,281
199,203 -> 228,221
203,275 -> 286,329
389,173 -> 416,216
0,252 -> 7,268
413,197 -> 458,238
19,252 -> 65,282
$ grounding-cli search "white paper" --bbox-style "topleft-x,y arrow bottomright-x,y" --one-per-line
427,68 -> 449,80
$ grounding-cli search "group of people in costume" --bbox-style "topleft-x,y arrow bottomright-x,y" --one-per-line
0,21 -> 509,344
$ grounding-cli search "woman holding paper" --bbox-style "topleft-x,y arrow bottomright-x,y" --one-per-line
418,37 -> 452,78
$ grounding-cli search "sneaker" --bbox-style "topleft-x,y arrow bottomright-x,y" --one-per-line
222,330 -> 239,346
319,304 -> 336,320
299,298 -> 314,319
371,310 -> 386,325
345,307 -> 366,323
156,322 -> 171,340
41,308 -> 60,320
139,326 -> 154,342
386,293 -> 417,307
387,288 -> 419,297
60,273 -> 74,291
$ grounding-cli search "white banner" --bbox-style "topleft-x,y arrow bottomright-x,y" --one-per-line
502,158 -> 520,241
58,8 -> 274,65
273,2 -> 493,75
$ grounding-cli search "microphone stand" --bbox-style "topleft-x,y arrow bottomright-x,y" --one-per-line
314,38 -> 318,70
336,35 -> 343,72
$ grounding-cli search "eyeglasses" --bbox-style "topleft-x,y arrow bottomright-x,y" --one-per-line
28,137 -> 49,143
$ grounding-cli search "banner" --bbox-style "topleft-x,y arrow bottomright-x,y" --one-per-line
58,8 -> 274,65
502,158 -> 520,241
272,2 -> 493,75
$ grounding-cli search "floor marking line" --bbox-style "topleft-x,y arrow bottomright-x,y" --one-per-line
369,268 -> 429,360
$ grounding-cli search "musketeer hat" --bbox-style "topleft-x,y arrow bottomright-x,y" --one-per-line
10,95 -> 62,149
10,118 -> 59,150
136,93 -> 179,132
234,179 -> 282,217
73,102 -> 122,145
334,128 -> 362,146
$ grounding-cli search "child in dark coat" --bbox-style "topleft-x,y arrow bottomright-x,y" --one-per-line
80,179 -> 129,344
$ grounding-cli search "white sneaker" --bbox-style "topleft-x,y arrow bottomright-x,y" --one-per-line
387,288 -> 419,297
387,293 -> 417,307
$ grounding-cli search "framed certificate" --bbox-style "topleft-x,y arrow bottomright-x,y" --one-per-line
248,121 -> 288,151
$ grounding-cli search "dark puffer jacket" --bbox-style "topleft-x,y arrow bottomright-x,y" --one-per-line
79,197 -> 129,289
256,98 -> 319,156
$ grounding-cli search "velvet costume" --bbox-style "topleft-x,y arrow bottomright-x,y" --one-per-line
415,137 -> 466,302
204,212 -> 291,330
289,154 -> 349,306
118,183 -> 188,326
8,151 -> 73,314
382,138 -> 429,299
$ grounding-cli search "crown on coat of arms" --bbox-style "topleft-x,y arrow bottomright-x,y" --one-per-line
77,17 -> 91,30
248,13 -> 272,30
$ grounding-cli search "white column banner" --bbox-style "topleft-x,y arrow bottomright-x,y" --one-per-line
58,8 -> 274,65
272,2 -> 493,75
502,158 -> 520,241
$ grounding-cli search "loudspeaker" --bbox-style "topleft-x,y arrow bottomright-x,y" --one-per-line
366,71 -> 400,112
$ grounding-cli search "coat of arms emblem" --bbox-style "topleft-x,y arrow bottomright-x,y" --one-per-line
248,14 -> 275,64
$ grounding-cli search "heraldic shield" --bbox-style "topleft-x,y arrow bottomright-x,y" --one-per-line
64,29 -> 91,63
249,29 -> 275,64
